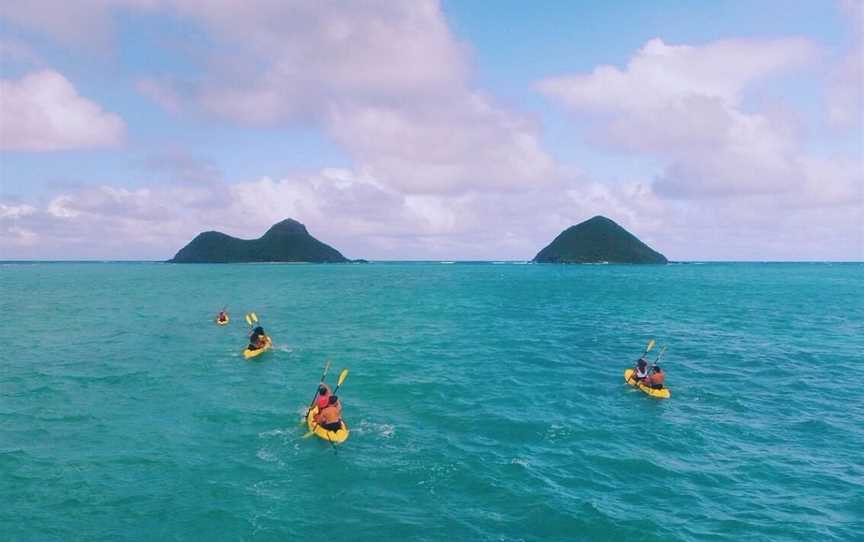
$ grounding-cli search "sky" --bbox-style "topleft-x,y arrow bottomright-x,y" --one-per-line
0,0 -> 862,261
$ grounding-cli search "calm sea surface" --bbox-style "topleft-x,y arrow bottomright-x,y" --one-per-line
1,262 -> 862,541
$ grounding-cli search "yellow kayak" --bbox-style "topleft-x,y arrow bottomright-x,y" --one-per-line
216,316 -> 229,325
306,406 -> 349,444
243,336 -> 272,359
624,369 -> 670,399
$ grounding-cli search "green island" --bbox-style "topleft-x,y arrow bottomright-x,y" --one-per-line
169,218 -> 350,263
533,215 -> 668,264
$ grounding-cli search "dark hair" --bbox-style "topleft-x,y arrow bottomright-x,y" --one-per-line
654,365 -> 662,372
318,385 -> 328,395
329,395 -> 338,405
254,326 -> 264,333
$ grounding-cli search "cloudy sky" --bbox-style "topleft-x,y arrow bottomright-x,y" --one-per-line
1,0 -> 861,260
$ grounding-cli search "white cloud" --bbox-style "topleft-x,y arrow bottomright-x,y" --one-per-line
0,70 -> 126,151
0,203 -> 38,219
131,0 -> 553,194
538,37 -> 824,199
0,0 -> 163,48
538,37 -> 817,113
3,1 -> 555,192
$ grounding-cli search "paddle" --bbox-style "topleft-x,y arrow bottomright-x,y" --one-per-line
303,368 -> 349,440
627,339 -> 655,385
653,346 -> 667,365
301,360 -> 331,425
332,368 -> 349,395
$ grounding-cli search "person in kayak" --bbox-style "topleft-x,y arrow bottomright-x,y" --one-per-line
314,395 -> 343,432
315,384 -> 331,410
248,326 -> 267,350
633,357 -> 650,382
645,365 -> 665,389
216,310 -> 228,323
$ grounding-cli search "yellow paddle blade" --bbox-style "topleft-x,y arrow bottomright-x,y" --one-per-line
337,369 -> 349,387
251,312 -> 258,323
245,314 -> 252,326
302,431 -> 315,439
646,339 -> 655,352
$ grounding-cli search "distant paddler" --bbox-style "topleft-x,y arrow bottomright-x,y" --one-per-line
624,340 -> 670,399
242,313 -> 272,359
215,308 -> 229,325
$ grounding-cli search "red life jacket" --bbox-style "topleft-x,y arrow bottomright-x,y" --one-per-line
316,385 -> 331,409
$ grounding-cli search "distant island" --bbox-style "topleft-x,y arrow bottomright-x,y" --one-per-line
533,215 -> 668,264
169,218 -> 350,263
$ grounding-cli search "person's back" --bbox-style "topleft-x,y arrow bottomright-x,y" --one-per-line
315,395 -> 342,431
634,358 -> 649,380
646,366 -> 665,389
249,326 -> 266,349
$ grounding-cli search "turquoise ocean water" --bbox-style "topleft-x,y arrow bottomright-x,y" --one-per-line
1,262 -> 862,541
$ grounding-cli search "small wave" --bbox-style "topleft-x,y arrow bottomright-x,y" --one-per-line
258,428 -> 291,438
256,449 -> 278,463
439,261 -> 455,264
354,420 -> 395,439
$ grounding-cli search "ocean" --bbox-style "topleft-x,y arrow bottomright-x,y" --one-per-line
1,261 -> 862,541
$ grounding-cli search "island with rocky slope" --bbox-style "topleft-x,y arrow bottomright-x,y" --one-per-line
533,215 -> 667,264
169,218 -> 350,263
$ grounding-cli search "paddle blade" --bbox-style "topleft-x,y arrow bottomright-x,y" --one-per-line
337,369 -> 349,387
245,314 -> 252,326
646,339 -> 655,353
302,431 -> 315,439
251,312 -> 259,323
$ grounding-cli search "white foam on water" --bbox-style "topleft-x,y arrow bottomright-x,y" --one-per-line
256,449 -> 277,463
355,420 -> 395,439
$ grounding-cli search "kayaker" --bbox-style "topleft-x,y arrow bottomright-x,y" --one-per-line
633,357 -> 649,382
248,326 -> 267,350
645,365 -> 665,389
315,384 -> 331,410
315,395 -> 343,432
217,310 -> 228,323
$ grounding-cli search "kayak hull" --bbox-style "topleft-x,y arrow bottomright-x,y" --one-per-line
243,336 -> 272,359
624,369 -> 670,399
306,406 -> 349,444
216,316 -> 229,326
